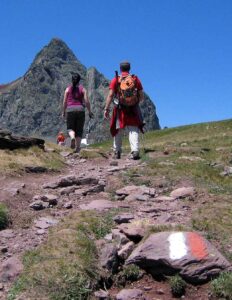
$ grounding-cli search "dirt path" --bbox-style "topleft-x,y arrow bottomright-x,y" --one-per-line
0,151 -> 214,299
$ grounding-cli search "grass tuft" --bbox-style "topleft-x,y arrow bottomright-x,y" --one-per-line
211,272 -> 232,300
0,203 -> 9,230
169,274 -> 186,297
8,211 -> 115,300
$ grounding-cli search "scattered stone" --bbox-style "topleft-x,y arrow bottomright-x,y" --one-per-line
209,162 -> 223,168
1,247 -> 8,253
220,166 -> 232,177
163,149 -> 169,155
0,257 -> 23,282
154,195 -> 175,202
201,147 -> 210,152
180,143 -> 188,147
36,229 -> 46,235
170,187 -> 195,200
119,223 -> 146,243
112,229 -> 130,247
98,242 -> 119,273
25,166 -> 48,173
156,288 -> 165,295
104,233 -> 113,241
60,151 -> 71,157
107,166 -> 125,173
126,231 -> 231,283
116,288 -> 146,300
63,201 -> 73,209
79,200 -> 116,211
34,217 -> 58,229
116,185 -> 155,197
29,200 -> 47,210
115,194 -> 126,200
60,186 -> 76,195
110,161 -> 118,166
143,286 -> 152,291
43,176 -> 98,189
82,184 -> 105,195
113,214 -> 134,224
135,194 -> 150,201
118,241 -> 135,260
94,289 -> 109,299
42,194 -> 58,206
0,283 -> 4,290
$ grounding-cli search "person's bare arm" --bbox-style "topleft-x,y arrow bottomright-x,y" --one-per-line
83,88 -> 93,117
62,88 -> 68,118
104,89 -> 114,119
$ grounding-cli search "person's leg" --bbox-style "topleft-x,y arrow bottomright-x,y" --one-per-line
66,112 -> 76,149
75,137 -> 82,153
128,126 -> 140,159
75,111 -> 85,153
113,129 -> 123,158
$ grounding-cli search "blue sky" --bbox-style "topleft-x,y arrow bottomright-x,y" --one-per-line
1,0 -> 231,128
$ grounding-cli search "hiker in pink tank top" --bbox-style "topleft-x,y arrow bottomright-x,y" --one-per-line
62,73 -> 93,152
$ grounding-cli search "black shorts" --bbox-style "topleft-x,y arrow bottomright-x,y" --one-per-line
66,111 -> 85,138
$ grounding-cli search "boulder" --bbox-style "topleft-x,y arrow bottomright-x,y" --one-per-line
126,231 -> 231,283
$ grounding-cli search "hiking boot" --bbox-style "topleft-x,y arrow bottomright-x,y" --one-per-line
74,147 -> 80,153
132,151 -> 140,160
113,151 -> 121,159
70,138 -> 75,149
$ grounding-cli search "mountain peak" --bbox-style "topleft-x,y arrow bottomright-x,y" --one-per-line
31,38 -> 79,68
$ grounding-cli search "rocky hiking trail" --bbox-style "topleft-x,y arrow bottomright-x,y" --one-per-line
0,149 -> 231,300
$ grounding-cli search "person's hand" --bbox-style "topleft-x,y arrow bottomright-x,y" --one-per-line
104,109 -> 110,120
89,112 -> 94,119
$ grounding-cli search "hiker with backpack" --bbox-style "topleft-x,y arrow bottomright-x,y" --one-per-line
104,61 -> 144,159
62,73 -> 93,153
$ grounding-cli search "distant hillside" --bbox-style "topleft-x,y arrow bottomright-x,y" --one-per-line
0,38 -> 160,142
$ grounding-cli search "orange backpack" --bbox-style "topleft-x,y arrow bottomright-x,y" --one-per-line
117,74 -> 139,107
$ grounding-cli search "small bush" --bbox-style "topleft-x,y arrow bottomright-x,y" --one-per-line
211,272 -> 232,299
115,265 -> 142,286
0,203 -> 9,230
169,274 -> 186,297
122,265 -> 141,281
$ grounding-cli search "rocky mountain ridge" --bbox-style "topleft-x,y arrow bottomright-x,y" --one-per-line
0,38 -> 160,142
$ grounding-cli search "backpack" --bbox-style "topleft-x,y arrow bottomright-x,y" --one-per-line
117,74 -> 139,107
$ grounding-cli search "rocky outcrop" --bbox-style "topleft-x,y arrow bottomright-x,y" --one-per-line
0,129 -> 44,150
0,38 -> 160,142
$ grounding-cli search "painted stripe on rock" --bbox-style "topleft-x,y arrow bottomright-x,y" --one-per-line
187,232 -> 208,260
168,232 -> 188,260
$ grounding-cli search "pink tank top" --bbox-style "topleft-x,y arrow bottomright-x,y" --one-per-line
66,85 -> 85,109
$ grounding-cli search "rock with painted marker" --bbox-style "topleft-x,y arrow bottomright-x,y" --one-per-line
126,231 -> 231,283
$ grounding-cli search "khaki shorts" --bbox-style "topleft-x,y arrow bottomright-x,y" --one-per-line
67,111 -> 85,138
